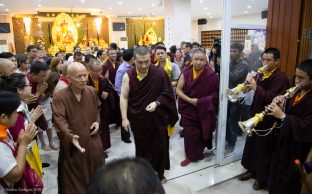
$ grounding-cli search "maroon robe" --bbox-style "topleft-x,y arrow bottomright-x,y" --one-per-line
127,64 -> 179,178
269,90 -> 312,194
52,86 -> 104,194
87,75 -> 112,151
102,60 -> 121,125
241,68 -> 289,186
178,66 -> 219,161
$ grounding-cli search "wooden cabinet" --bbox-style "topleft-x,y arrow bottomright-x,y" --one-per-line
201,29 -> 248,48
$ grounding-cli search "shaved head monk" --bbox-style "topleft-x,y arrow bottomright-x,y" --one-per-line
120,46 -> 178,182
52,62 -> 104,194
0,58 -> 17,76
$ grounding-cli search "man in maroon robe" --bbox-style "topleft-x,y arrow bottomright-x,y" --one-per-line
102,48 -> 121,126
266,59 -> 312,194
240,48 -> 290,190
86,59 -> 112,157
177,49 -> 219,167
120,46 -> 178,182
52,62 -> 104,194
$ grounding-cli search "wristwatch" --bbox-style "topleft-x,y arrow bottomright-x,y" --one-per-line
155,101 -> 161,106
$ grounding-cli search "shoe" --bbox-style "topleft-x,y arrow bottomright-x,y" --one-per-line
42,145 -> 51,151
180,158 -> 192,167
252,180 -> 264,190
179,130 -> 184,138
122,138 -> 132,143
238,171 -> 253,181
42,162 -> 50,168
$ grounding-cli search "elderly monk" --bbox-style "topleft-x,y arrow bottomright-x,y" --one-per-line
120,46 -> 178,182
177,48 -> 219,167
0,58 -> 17,76
52,62 -> 104,194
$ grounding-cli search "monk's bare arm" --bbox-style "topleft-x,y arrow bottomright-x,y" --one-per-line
120,73 -> 131,130
176,74 -> 197,106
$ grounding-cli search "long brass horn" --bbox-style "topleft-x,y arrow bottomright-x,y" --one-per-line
238,85 -> 300,136
226,65 -> 268,103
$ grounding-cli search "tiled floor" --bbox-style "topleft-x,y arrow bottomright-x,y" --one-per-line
39,123 -> 268,194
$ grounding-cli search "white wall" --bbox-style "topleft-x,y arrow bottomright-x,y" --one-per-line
0,14 -> 15,53
108,17 -> 127,49
194,13 -> 267,43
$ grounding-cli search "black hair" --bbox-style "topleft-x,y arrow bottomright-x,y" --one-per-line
17,55 -> 29,68
109,43 -> 118,50
122,49 -> 134,62
185,42 -> 193,49
169,45 -> 177,55
73,45 -> 81,51
73,51 -> 83,58
55,52 -> 62,57
155,45 -> 167,52
85,54 -> 96,64
0,52 -> 14,59
87,157 -> 165,194
231,43 -> 244,52
30,61 -> 49,74
26,45 -> 37,53
97,50 -> 105,58
192,42 -> 200,48
263,47 -> 280,60
0,90 -> 20,118
1,73 -> 27,94
65,53 -> 73,61
297,59 -> 312,79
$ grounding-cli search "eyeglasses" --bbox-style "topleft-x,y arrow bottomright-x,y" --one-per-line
25,84 -> 32,87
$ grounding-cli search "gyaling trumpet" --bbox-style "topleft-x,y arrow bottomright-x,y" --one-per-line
238,85 -> 300,137
226,65 -> 268,103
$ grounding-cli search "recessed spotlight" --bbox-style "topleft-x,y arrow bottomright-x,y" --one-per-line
199,0 -> 203,3
138,8 -> 142,11
209,16 -> 212,19
108,7 -> 112,10
152,3 -> 155,6
204,7 -> 207,10
37,4 -> 42,7
207,12 -> 211,15
0,3 -> 4,7
118,1 -> 122,5
247,5 -> 252,8
81,0 -> 85,3
5,8 -> 9,12
128,11 -> 132,14
244,11 -> 248,14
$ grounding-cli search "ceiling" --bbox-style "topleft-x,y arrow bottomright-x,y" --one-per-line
0,0 -> 268,19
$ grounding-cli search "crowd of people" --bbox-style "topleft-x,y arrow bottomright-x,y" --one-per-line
0,40 -> 311,194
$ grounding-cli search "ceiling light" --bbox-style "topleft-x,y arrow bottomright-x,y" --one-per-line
5,8 -> 9,12
152,3 -> 155,6
244,11 -> 248,14
209,16 -> 212,19
204,7 -> 207,10
81,0 -> 85,3
108,7 -> 112,10
37,4 -> 42,7
199,0 -> 203,3
247,5 -> 252,8
118,1 -> 122,5
138,8 -> 142,11
128,11 -> 132,14
207,12 -> 211,15
0,3 -> 4,6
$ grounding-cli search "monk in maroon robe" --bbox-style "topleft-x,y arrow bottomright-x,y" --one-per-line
120,46 -> 178,181
177,49 -> 219,167
266,59 -> 312,194
102,49 -> 121,126
86,60 -> 112,153
52,62 -> 104,194
240,48 -> 289,190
